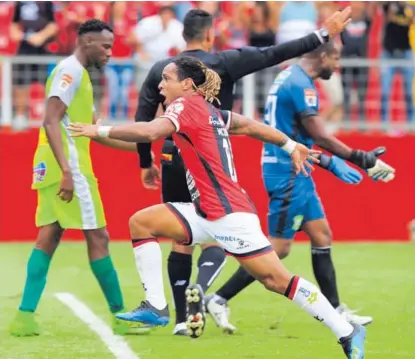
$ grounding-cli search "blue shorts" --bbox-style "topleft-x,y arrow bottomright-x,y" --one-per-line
265,177 -> 325,239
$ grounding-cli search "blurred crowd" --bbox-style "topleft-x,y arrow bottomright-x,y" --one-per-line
1,1 -> 415,126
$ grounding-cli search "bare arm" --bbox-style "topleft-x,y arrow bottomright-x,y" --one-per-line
43,97 -> 71,174
228,112 -> 289,147
301,115 -> 353,159
105,118 -> 176,143
91,114 -> 137,151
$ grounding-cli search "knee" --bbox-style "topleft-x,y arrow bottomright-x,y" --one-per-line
129,211 -> 153,238
260,274 -> 290,295
270,238 -> 291,259
311,228 -> 332,248
171,241 -> 193,255
87,229 -> 110,251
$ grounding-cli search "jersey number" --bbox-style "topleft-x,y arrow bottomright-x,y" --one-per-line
264,95 -> 277,128
222,138 -> 237,183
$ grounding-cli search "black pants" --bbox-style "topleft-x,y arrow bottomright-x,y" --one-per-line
161,139 -> 191,203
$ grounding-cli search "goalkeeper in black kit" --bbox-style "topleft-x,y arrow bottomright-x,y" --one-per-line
120,7 -> 352,335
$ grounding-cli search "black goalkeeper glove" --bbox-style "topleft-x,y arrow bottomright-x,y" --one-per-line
349,147 -> 386,170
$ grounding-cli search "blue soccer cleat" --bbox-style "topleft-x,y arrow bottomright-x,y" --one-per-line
115,300 -> 169,328
339,323 -> 366,359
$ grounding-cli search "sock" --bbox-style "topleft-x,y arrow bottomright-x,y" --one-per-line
167,251 -> 192,324
285,276 -> 353,339
311,246 -> 340,308
132,239 -> 167,310
216,265 -> 255,301
19,248 -> 51,312
90,256 -> 124,314
196,246 -> 226,293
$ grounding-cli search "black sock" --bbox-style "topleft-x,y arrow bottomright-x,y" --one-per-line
216,265 -> 255,301
196,246 -> 226,293
311,246 -> 340,308
168,251 -> 192,324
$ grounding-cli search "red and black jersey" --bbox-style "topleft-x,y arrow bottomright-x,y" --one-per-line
160,94 -> 256,220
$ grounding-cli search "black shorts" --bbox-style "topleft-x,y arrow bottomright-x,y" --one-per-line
161,139 -> 191,203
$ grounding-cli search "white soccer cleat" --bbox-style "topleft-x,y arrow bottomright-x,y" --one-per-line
337,303 -> 373,326
173,322 -> 188,336
205,294 -> 236,334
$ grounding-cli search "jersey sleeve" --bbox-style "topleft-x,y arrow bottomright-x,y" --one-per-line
159,98 -> 190,132
48,63 -> 83,107
289,82 -> 318,120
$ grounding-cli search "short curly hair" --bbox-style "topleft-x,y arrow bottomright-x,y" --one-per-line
78,19 -> 113,36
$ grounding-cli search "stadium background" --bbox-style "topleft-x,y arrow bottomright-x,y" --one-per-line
0,0 -> 414,242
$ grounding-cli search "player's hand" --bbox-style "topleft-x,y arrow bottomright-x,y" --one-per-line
323,6 -> 352,38
350,147 -> 396,182
365,148 -> 395,183
291,143 -> 321,176
328,156 -> 363,184
68,123 -> 99,138
57,170 -> 74,203
141,165 -> 160,190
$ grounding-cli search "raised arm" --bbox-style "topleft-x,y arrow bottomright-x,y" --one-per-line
219,7 -> 352,80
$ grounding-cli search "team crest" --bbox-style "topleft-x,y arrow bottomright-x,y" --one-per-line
304,88 -> 317,107
33,162 -> 47,183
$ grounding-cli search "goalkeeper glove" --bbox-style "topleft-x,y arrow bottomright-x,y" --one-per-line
349,147 -> 395,183
319,154 -> 362,184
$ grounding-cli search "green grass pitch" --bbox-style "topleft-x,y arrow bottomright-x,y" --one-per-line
0,242 -> 414,359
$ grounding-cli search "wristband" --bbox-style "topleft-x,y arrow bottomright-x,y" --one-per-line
281,138 -> 297,155
97,126 -> 112,138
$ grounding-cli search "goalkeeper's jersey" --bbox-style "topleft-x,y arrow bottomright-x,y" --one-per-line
32,55 -> 95,189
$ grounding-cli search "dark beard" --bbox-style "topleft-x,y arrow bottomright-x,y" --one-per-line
319,68 -> 333,80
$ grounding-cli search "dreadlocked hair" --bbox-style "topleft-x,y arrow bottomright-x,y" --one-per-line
174,56 -> 221,104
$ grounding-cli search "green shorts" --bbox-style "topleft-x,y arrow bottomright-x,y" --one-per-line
35,176 -> 106,230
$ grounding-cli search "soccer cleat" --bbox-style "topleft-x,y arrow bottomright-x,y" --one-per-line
337,304 -> 373,326
185,284 -> 206,339
9,311 -> 40,337
339,323 -> 366,359
205,293 -> 236,334
173,322 -> 188,336
112,313 -> 152,335
115,301 -> 169,328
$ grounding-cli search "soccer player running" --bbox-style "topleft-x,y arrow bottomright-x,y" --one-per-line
9,19 -> 138,337
208,40 -> 395,330
132,7 -> 352,335
69,56 -> 367,359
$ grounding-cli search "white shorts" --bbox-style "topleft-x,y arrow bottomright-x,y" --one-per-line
166,202 -> 273,259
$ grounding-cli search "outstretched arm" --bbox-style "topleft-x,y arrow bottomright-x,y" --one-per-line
301,115 -> 395,181
91,114 -> 137,151
69,117 -> 176,143
227,112 -> 320,175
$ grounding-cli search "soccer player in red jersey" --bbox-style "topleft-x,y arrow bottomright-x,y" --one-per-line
69,56 -> 366,359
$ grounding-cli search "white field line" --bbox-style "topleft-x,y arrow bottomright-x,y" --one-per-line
55,292 -> 139,359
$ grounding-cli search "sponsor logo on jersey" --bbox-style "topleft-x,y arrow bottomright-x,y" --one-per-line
304,88 -> 317,107
59,73 -> 73,91
33,162 -> 47,183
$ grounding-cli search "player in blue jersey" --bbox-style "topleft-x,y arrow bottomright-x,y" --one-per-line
206,41 -> 395,337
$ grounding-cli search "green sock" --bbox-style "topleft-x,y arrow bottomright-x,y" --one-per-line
19,248 -> 51,312
90,256 -> 124,313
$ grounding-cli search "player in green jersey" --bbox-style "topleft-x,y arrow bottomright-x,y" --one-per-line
9,19 -> 137,337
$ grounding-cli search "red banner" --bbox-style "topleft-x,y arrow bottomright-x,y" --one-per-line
1,130 -> 413,242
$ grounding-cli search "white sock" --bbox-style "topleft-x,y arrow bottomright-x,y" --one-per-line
287,276 -> 354,339
133,240 -> 167,310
